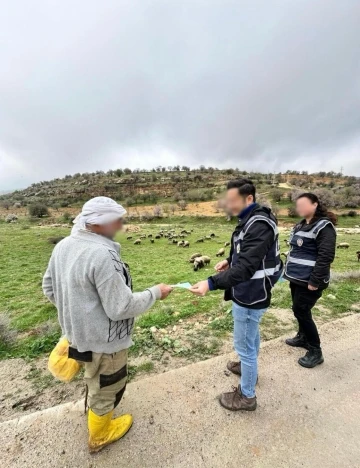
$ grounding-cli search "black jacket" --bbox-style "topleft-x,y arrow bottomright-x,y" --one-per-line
284,218 -> 336,289
210,204 -> 277,309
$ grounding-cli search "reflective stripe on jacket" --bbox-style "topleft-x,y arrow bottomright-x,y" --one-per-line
285,218 -> 335,283
231,215 -> 283,306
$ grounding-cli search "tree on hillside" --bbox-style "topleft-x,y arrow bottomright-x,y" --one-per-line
149,192 -> 158,203
29,203 -> 49,218
124,168 -> 132,175
290,189 -> 303,202
125,197 -> 135,206
313,188 -> 335,207
153,205 -> 163,218
0,200 -> 10,210
271,189 -> 283,202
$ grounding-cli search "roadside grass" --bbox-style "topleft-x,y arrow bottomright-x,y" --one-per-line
0,219 -> 359,363
25,366 -> 57,391
128,361 -> 155,381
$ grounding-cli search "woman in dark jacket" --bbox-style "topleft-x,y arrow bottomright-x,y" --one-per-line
284,193 -> 337,368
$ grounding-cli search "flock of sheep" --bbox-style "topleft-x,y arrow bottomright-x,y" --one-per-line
127,228 -> 231,271
47,228 -> 360,265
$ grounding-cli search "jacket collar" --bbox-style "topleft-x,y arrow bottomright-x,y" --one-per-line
297,216 -> 330,230
237,203 -> 260,227
72,228 -> 121,255
238,202 -> 257,220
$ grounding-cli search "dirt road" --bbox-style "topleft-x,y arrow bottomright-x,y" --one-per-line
1,314 -> 360,468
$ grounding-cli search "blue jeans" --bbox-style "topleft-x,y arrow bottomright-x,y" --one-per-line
232,302 -> 267,398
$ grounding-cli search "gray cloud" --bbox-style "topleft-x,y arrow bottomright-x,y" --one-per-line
1,0 -> 360,190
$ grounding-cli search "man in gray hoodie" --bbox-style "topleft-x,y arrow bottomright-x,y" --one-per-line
43,196 -> 172,453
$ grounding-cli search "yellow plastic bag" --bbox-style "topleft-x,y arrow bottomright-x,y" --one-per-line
48,337 -> 81,383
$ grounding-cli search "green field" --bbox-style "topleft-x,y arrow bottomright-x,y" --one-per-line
0,219 -> 359,370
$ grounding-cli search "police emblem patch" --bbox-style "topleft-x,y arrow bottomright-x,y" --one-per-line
237,244 -> 240,253
297,238 -> 303,247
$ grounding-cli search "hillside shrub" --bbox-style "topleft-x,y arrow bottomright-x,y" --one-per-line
271,189 -> 283,202
29,203 -> 49,218
272,205 -> 280,216
153,205 -> 163,218
125,197 -> 135,207
141,211 -> 154,221
178,200 -> 188,210
62,211 -> 72,222
0,200 -> 10,210
313,188 -> 335,207
288,207 -> 297,217
5,213 -> 18,223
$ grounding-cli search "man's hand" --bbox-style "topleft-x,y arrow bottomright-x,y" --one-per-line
157,284 -> 173,300
214,259 -> 229,272
308,284 -> 318,291
189,280 -> 210,297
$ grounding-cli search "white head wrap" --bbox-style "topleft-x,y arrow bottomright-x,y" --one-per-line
71,196 -> 126,234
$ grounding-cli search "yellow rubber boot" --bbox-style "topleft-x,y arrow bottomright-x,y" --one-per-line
88,409 -> 133,453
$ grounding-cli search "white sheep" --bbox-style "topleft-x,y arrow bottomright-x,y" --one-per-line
337,243 -> 350,249
193,255 -> 211,271
189,252 -> 202,263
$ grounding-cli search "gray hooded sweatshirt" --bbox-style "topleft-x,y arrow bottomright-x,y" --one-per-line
42,229 -> 161,354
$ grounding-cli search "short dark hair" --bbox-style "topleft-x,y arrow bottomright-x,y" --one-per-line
227,178 -> 256,201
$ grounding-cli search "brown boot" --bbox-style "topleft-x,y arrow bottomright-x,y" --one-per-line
227,360 -> 241,375
226,361 -> 259,384
219,386 -> 257,411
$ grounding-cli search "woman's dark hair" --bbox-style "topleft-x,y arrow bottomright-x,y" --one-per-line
296,192 -> 337,225
227,178 -> 256,202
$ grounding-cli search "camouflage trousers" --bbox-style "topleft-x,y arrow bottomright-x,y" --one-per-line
83,349 -> 128,416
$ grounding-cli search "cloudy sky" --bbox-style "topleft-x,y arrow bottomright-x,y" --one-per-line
1,1 -> 360,190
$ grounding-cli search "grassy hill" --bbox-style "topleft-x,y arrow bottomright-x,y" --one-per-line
0,168 -> 359,226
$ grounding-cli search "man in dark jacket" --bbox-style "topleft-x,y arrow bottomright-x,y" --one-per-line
190,179 -> 283,411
